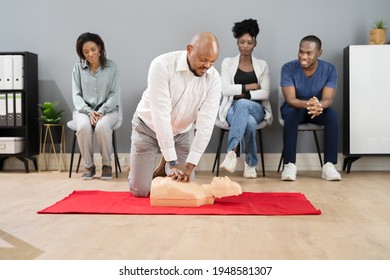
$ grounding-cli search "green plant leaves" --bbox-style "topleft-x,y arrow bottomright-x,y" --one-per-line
372,19 -> 388,30
38,101 -> 65,124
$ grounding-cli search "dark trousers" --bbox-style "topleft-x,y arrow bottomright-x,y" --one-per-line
281,103 -> 339,164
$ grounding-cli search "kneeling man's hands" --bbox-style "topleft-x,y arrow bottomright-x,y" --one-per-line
168,163 -> 195,183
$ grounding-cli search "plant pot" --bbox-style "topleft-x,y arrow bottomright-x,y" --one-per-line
369,29 -> 387,45
41,124 -> 64,144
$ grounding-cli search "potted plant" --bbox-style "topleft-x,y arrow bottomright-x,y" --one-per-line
38,101 -> 65,144
38,101 -> 64,124
369,19 -> 388,45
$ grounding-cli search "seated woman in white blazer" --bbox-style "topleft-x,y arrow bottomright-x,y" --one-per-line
218,18 -> 272,178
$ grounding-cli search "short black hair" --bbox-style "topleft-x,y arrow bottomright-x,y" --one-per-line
76,32 -> 107,66
300,35 -> 322,50
232,18 -> 260,39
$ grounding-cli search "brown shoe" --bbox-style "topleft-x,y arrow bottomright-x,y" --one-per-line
153,157 -> 166,178
101,165 -> 112,180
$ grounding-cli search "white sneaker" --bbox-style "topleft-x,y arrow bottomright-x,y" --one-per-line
243,162 -> 257,179
322,162 -> 341,181
219,150 -> 237,173
281,162 -> 297,181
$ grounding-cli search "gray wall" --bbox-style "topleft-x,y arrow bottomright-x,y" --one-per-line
1,0 -> 389,154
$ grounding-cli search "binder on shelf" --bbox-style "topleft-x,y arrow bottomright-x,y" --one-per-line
0,55 -> 5,89
3,55 -> 13,89
6,92 -> 15,126
0,51 -> 38,172
15,92 -> 23,126
0,93 -> 6,126
13,55 -> 24,90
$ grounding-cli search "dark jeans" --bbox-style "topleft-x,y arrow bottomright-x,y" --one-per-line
281,103 -> 339,164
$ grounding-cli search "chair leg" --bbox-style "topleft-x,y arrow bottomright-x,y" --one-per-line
69,132 -> 77,178
76,154 -> 82,173
71,131 -> 122,178
112,131 -> 121,177
212,130 -> 221,172
277,148 -> 283,173
212,128 -> 226,176
70,131 -> 82,175
116,156 -> 121,173
312,131 -> 323,167
257,130 -> 265,177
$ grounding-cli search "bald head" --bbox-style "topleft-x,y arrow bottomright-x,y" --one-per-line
187,32 -> 220,77
190,32 -> 220,52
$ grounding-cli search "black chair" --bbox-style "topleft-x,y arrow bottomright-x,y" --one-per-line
67,93 -> 123,178
212,118 -> 269,177
277,87 -> 323,172
67,128 -> 122,178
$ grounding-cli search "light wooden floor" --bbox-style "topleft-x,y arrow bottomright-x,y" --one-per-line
1,168 -> 390,260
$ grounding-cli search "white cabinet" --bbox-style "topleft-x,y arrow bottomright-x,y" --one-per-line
343,45 -> 390,172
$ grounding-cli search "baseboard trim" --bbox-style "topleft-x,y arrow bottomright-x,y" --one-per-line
1,152 -> 390,172
198,153 -> 390,171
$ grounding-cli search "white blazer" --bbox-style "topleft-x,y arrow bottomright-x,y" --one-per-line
218,54 -> 273,126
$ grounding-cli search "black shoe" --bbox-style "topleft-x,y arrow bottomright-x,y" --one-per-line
101,165 -> 113,180
81,165 -> 96,180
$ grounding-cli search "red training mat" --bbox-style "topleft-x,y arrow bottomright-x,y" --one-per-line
37,191 -> 321,215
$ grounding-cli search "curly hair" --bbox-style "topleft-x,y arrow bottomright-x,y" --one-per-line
76,32 -> 107,66
232,18 -> 260,39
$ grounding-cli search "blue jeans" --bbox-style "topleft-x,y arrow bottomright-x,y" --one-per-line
281,103 -> 339,164
226,99 -> 265,167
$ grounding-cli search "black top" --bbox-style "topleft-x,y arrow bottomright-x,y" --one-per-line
233,68 -> 258,99
234,68 -> 258,90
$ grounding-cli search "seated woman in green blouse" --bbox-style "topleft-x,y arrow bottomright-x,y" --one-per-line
71,32 -> 120,180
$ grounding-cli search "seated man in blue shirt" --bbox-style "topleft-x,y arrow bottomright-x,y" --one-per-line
280,35 -> 341,181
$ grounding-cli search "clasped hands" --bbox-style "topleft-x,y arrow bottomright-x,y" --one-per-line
307,97 -> 323,119
89,111 -> 103,126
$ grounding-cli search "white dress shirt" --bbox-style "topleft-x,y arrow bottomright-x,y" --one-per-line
136,51 -> 221,165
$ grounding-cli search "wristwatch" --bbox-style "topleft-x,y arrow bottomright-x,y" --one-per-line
165,160 -> 178,175
169,160 -> 179,168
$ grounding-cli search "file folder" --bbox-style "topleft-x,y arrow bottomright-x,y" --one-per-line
15,92 -> 23,126
6,92 -> 15,126
3,55 -> 13,89
0,55 -> 5,90
0,93 -> 6,126
13,55 -> 24,90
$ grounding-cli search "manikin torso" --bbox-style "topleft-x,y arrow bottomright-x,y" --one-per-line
150,176 -> 242,207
